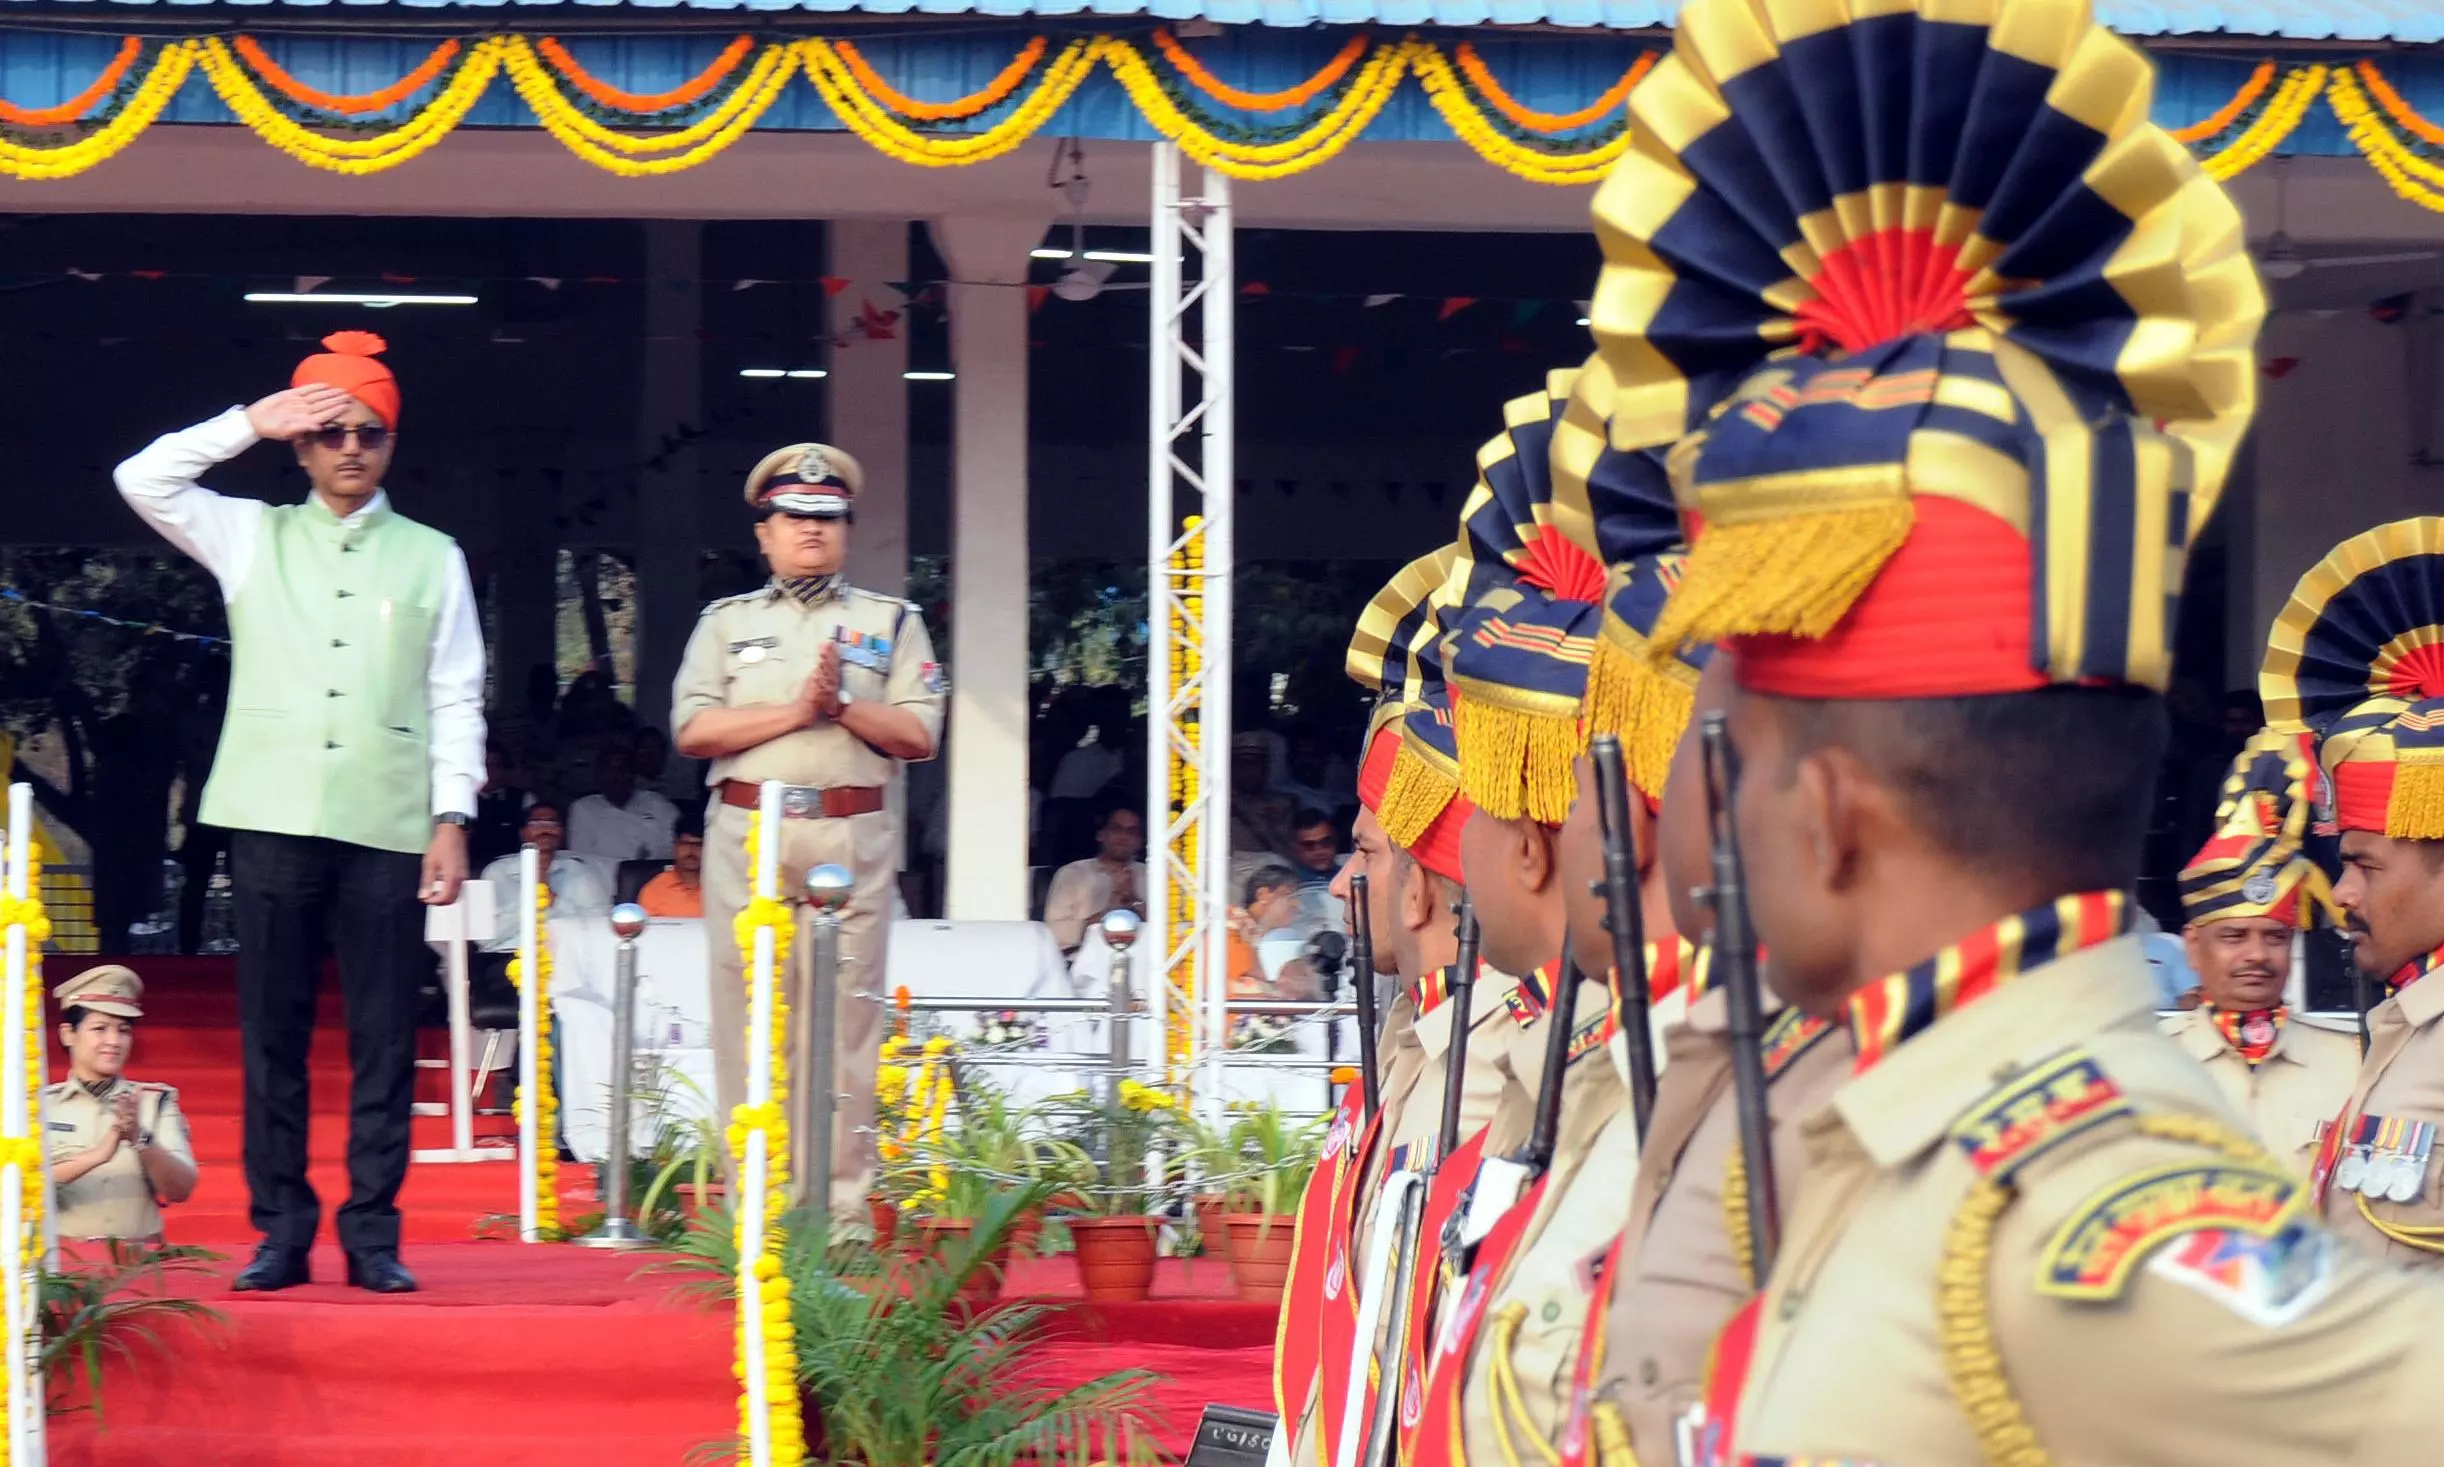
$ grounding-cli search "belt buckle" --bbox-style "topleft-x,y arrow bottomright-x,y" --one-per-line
780,785 -> 825,819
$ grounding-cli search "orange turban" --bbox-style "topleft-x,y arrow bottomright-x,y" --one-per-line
292,331 -> 400,428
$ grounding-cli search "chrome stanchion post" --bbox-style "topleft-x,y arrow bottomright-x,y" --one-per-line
804,864 -> 853,1223
576,903 -> 652,1250
1100,909 -> 1140,1109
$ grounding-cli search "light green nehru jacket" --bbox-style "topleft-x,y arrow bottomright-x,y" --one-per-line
199,496 -> 455,855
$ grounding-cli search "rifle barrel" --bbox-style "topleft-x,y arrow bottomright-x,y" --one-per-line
1349,872 -> 1383,1119
1438,895 -> 1482,1159
1589,735 -> 1658,1140
1521,945 -> 1580,1178
1701,713 -> 1781,1283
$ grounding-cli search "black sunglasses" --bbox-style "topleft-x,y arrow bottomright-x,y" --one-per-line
311,424 -> 391,451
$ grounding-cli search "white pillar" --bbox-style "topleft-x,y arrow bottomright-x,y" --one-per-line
635,221 -> 705,739
929,214 -> 1045,922
828,222 -> 912,599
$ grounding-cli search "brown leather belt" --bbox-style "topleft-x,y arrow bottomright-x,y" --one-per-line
718,780 -> 886,819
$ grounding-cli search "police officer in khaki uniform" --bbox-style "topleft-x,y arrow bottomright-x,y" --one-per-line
45,965 -> 198,1243
2258,518 -> 2444,1264
672,444 -> 944,1219
1598,2 -> 2444,1455
2160,729 -> 2357,1179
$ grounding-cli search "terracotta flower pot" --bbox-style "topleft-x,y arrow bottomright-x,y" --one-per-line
1223,1213 -> 1299,1305
1010,1204 -> 1045,1259
1194,1194 -> 1236,1277
915,1217 -> 1009,1312
1065,1215 -> 1160,1302
869,1196 -> 899,1242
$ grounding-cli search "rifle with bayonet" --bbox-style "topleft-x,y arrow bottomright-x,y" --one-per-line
1698,712 -> 1779,1282
1349,872 -> 1383,1119
1590,733 -> 1658,1140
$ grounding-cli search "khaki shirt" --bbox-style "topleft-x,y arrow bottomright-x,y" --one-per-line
1458,1004 -> 1629,1467
1598,988 -> 1851,1461
1728,936 -> 2444,1465
2319,977 -> 2444,1269
2160,1008 -> 2359,1180
44,1078 -> 193,1241
670,581 -> 945,790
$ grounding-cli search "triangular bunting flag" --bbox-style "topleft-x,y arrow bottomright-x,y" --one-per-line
529,277 -> 562,290
1437,297 -> 1477,322
1241,282 -> 1271,297
1363,293 -> 1400,308
1026,286 -> 1051,312
294,275 -> 332,295
733,279 -> 767,292
820,276 -> 851,297
1332,346 -> 1361,375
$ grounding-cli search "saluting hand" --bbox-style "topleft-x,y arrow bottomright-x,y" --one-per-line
245,385 -> 360,442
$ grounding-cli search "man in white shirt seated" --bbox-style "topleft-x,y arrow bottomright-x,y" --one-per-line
1043,802 -> 1146,955
566,743 -> 680,863
476,798 -> 614,952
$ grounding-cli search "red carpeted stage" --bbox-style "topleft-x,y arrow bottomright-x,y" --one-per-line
42,958 -> 1276,1464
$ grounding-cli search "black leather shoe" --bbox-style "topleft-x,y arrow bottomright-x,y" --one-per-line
232,1244 -> 311,1293
344,1249 -> 419,1294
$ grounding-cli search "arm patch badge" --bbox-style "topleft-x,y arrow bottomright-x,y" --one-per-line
2037,1160 -> 2306,1303
1949,1049 -> 2132,1181
2146,1222 -> 2335,1328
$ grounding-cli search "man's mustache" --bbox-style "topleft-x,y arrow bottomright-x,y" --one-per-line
2348,913 -> 2374,937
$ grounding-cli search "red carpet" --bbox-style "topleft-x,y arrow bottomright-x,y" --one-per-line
41,957 -> 1276,1462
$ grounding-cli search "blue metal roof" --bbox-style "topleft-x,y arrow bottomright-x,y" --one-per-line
4,0 -> 2442,40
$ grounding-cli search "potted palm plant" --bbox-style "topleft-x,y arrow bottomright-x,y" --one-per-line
1219,1102 -> 1327,1305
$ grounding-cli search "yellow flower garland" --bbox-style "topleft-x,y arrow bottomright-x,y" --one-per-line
0,39 -> 195,183
799,36 -> 1097,168
504,880 -> 558,1235
2199,62 -> 2325,181
2333,67 -> 2444,216
196,33 -> 501,175
1103,35 -> 1410,180
1410,41 -> 1628,186
728,817 -> 805,1467
503,34 -> 802,175
0,849 -> 50,1467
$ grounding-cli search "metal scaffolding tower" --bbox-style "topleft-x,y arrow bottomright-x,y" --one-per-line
1143,143 -> 1235,1125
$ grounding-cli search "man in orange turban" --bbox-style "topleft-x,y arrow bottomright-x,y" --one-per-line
113,330 -> 483,1298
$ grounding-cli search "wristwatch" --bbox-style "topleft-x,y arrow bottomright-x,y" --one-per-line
435,812 -> 470,828
836,689 -> 856,711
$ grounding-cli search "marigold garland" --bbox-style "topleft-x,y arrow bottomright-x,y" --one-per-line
1104,35 -> 1409,180
505,880 -> 558,1236
506,34 -> 800,175
1153,28 -> 1367,113
1451,43 -> 1651,134
539,33 -> 754,113
2333,67 -> 2444,217
1411,41 -> 1629,186
2170,59 -> 2275,144
2199,62 -> 2325,182
232,34 -> 459,116
801,35 -> 1097,168
1,847 -> 51,1453
727,816 -> 806,1466
0,40 -> 193,182
196,34 -> 497,175
2356,60 -> 2444,150
833,35 -> 1046,121
0,36 -> 140,127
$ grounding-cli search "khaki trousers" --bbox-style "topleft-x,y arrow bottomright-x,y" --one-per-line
702,800 -> 892,1219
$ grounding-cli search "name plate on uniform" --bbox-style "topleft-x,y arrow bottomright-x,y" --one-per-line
1184,1404 -> 1277,1467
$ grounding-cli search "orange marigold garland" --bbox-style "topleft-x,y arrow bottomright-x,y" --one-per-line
2357,60 -> 2444,149
2171,59 -> 2275,143
831,35 -> 1047,121
538,34 -> 755,113
233,35 -> 460,116
0,36 -> 141,127
1153,28 -> 1366,112
1451,43 -> 1650,134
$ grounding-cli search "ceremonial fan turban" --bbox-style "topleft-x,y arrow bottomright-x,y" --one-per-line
293,331 -> 400,429
1347,546 -> 1472,883
1585,0 -> 2262,699
2263,517 -> 2444,840
2178,728 -> 2338,929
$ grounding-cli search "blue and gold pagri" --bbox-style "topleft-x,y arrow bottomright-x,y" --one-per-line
1379,688 -> 1466,852
1449,588 -> 1600,825
2177,727 -> 2338,928
1589,0 -> 2263,696
1584,551 -> 1702,804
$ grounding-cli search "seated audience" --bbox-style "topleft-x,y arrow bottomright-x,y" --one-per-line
1043,803 -> 1146,954
45,965 -> 198,1243
568,744 -> 680,863
638,812 -> 707,919
1289,808 -> 1342,889
477,799 -> 614,951
1228,864 -> 1325,1003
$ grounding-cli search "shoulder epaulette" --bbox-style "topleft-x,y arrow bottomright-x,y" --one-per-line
1948,1049 -> 2135,1183
702,588 -> 769,614
1567,1009 -> 1611,1065
1760,1009 -> 1836,1080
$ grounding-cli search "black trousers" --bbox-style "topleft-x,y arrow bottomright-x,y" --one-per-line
229,831 -> 424,1253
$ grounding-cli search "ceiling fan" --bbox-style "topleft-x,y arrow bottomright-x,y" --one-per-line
1042,138 -> 1150,303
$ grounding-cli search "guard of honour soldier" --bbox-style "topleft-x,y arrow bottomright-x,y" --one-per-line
1269,0 -> 2444,1460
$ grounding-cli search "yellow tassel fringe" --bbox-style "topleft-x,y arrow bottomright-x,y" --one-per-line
2387,761 -> 2444,841
1722,1141 -> 1754,1294
1379,739 -> 1459,850
1584,633 -> 1696,805
1457,698 -> 1585,826
1648,502 -> 1916,657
